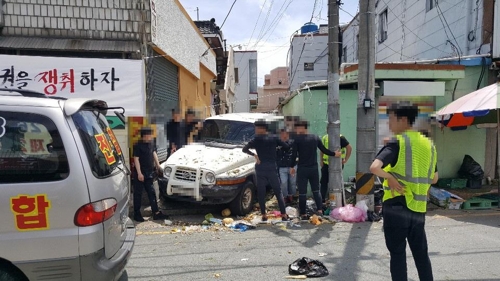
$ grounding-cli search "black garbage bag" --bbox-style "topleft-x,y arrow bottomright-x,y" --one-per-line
288,257 -> 329,277
457,155 -> 484,180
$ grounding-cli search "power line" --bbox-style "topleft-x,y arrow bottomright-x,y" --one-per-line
435,0 -> 463,56
220,0 -> 238,30
289,0 -> 318,91
378,0 -> 454,58
255,0 -> 294,48
339,6 -> 356,19
200,0 -> 238,57
254,0 -> 274,48
246,0 -> 267,49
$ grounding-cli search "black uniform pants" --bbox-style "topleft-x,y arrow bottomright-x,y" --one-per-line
320,163 -> 344,201
297,166 -> 323,215
255,165 -> 286,215
133,178 -> 159,217
383,198 -> 433,281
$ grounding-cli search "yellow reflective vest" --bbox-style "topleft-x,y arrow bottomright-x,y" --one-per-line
382,130 -> 437,213
321,134 -> 346,165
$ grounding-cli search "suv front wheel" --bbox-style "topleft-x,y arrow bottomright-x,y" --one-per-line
229,181 -> 255,216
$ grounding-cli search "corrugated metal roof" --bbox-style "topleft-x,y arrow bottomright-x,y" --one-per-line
0,36 -> 140,52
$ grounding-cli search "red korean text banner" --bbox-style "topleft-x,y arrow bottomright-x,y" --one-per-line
0,54 -> 145,116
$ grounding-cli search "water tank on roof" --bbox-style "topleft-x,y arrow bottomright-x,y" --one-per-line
301,22 -> 319,34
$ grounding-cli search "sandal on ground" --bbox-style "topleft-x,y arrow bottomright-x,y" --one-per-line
300,214 -> 309,221
316,210 -> 324,216
281,214 -> 289,221
261,215 -> 268,222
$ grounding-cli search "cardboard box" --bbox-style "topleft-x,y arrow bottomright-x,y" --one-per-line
429,186 -> 465,209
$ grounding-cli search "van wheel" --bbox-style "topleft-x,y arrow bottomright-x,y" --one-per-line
229,181 -> 255,216
0,263 -> 28,281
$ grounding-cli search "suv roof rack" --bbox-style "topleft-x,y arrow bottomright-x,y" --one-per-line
0,88 -> 67,100
0,88 -> 47,98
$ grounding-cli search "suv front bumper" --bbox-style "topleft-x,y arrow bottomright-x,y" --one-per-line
158,177 -> 241,204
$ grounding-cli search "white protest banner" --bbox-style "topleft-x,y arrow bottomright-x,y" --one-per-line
0,54 -> 146,116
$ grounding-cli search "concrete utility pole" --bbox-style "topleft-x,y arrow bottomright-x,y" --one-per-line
327,0 -> 342,208
356,0 -> 376,209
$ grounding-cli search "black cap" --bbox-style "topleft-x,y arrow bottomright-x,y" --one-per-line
254,120 -> 268,129
140,127 -> 153,136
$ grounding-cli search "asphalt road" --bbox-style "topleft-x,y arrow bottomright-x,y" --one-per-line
123,206 -> 500,281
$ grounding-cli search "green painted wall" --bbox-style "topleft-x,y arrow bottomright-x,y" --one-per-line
434,66 -> 488,179
282,88 -> 358,180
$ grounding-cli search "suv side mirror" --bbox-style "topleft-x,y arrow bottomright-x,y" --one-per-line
114,111 -> 126,125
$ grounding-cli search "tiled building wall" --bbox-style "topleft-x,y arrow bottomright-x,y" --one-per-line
0,0 -> 150,40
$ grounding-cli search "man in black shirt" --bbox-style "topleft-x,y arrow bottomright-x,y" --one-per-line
166,109 -> 182,158
166,109 -> 203,158
133,127 -> 169,222
276,129 -> 297,204
291,120 -> 341,220
243,120 -> 290,221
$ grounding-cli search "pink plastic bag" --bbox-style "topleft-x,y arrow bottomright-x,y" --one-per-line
330,204 -> 366,223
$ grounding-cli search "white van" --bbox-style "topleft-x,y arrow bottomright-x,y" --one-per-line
159,113 -> 283,215
0,89 -> 134,281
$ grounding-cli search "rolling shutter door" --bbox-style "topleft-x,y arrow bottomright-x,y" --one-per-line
146,49 -> 179,162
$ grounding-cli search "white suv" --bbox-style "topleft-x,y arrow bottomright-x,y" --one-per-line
159,113 -> 283,215
0,89 -> 134,281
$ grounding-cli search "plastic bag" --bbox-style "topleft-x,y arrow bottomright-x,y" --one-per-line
286,206 -> 299,217
330,204 -> 366,223
306,199 -> 317,215
355,200 -> 369,221
288,257 -> 329,277
458,154 -> 484,180
330,207 -> 342,221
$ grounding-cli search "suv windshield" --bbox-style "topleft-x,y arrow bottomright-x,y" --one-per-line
72,110 -> 124,178
198,118 -> 283,144
198,120 -> 255,144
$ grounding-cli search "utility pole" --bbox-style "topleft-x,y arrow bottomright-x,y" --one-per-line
196,7 -> 199,21
356,0 -> 376,209
327,0 -> 342,208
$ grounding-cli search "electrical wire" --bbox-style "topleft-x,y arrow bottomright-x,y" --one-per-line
435,1 -> 463,56
246,0 -> 267,49
219,0 -> 238,30
254,0 -> 274,48
379,0 -> 454,57
289,0 -> 318,90
200,0 -> 238,57
258,0 -> 295,47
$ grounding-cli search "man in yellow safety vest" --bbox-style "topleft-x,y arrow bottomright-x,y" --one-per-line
319,131 -> 352,203
370,102 -> 438,281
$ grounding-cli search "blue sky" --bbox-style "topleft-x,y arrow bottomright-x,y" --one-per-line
179,0 -> 358,86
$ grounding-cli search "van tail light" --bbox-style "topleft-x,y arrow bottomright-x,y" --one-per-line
74,198 -> 117,227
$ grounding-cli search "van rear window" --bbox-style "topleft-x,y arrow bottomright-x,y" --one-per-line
0,112 -> 70,183
72,110 -> 123,178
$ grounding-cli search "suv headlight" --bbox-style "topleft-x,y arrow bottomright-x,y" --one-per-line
205,172 -> 215,183
164,167 -> 172,178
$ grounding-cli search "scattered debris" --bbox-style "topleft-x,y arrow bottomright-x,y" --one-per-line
285,275 -> 307,279
241,258 -> 249,261
309,215 -> 322,226
213,273 -> 222,278
221,208 -> 231,217
164,220 -> 173,226
318,253 -> 328,257
222,218 -> 234,226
